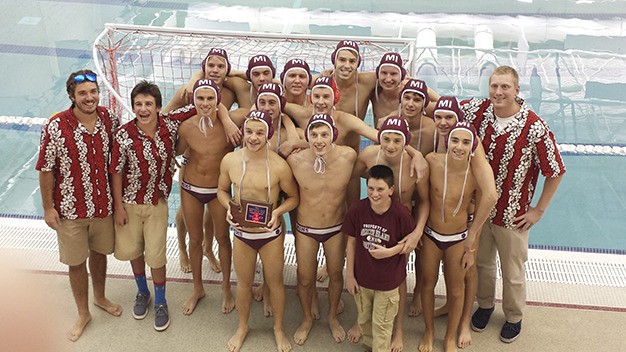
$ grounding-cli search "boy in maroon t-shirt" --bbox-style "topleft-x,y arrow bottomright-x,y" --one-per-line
343,165 -> 418,352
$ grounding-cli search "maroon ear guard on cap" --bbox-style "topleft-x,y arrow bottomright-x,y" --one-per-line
444,120 -> 478,153
434,96 -> 465,122
245,54 -> 276,82
280,59 -> 312,87
243,110 -> 274,140
191,79 -> 222,106
330,40 -> 362,67
378,116 -> 411,146
256,83 -> 287,113
310,76 -> 340,106
305,113 -> 339,143
376,52 -> 407,81
400,79 -> 429,109
201,48 -> 231,76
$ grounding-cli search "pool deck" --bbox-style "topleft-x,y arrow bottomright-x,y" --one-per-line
1,217 -> 625,352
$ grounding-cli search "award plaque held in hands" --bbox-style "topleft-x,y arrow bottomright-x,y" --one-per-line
229,198 -> 273,228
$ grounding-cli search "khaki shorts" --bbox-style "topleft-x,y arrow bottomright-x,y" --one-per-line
114,199 -> 168,268
56,216 -> 115,266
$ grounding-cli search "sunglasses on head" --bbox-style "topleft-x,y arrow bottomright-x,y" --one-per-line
73,73 -> 97,83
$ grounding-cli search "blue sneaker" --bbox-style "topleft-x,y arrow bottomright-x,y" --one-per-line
471,306 -> 495,332
500,320 -> 522,343
132,292 -> 151,320
154,303 -> 170,331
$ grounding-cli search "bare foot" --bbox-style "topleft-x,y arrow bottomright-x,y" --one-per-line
418,330 -> 434,352
444,338 -> 458,352
67,313 -> 91,342
179,250 -> 191,273
182,289 -> 205,315
316,265 -> 328,282
253,284 -> 264,302
227,326 -> 249,352
336,298 -> 344,315
274,329 -> 292,352
328,317 -> 346,343
293,319 -> 313,345
204,248 -> 222,273
93,298 -> 123,317
408,294 -> 422,317
391,329 -> 404,352
457,324 -> 472,349
346,322 -> 361,343
434,302 -> 449,318
222,289 -> 236,314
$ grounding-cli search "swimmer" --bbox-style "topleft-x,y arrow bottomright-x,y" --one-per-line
369,53 -> 439,128
176,79 -> 235,315
281,58 -> 312,110
224,54 -> 279,125
217,110 -> 299,352
419,122 -> 496,352
287,114 -> 357,345
163,47 -> 243,146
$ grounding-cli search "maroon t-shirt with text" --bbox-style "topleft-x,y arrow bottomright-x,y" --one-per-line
342,199 -> 415,291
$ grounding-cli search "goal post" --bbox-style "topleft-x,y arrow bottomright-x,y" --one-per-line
93,23 -> 415,123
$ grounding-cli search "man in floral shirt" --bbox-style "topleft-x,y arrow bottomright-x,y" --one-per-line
110,80 -> 196,331
461,66 -> 566,344
36,70 -> 123,342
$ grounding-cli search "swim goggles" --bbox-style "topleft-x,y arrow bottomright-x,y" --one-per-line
73,73 -> 97,83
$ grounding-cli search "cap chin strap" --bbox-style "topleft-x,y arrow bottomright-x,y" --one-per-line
276,113 -> 282,151
416,114 -> 423,152
355,71 -> 359,117
198,114 -> 214,135
441,151 -> 471,222
313,144 -> 334,174
239,143 -> 271,204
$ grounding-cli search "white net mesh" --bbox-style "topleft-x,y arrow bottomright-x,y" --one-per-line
93,24 -> 626,145
93,24 -> 414,123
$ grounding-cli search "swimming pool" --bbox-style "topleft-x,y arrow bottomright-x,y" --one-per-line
1,1 -> 625,254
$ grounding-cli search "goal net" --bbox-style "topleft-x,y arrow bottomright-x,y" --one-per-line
93,23 -> 415,123
93,23 -> 626,147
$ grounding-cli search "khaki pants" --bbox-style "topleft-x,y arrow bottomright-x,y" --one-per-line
476,222 -> 528,323
354,286 -> 399,352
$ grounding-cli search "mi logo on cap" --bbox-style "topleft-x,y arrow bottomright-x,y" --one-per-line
252,55 -> 268,63
438,99 -> 453,109
386,118 -> 403,126
409,80 -> 424,89
384,53 -> 400,64
249,111 -> 264,119
316,77 -> 330,84
342,40 -> 357,47
210,48 -> 226,55
260,83 -> 275,90
291,59 -> 305,65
